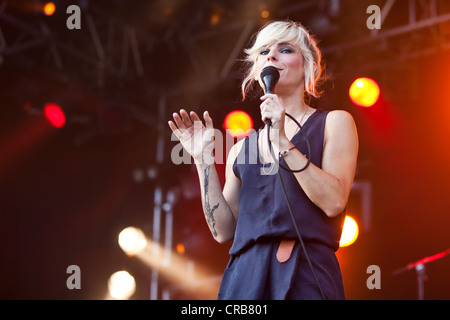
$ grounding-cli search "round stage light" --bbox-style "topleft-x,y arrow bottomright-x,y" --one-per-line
224,110 -> 253,138
43,103 -> 66,128
108,271 -> 136,300
349,77 -> 380,107
340,216 -> 359,247
118,227 -> 147,256
43,2 -> 56,16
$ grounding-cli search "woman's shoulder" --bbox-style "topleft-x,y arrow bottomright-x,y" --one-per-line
323,109 -> 358,145
226,136 -> 247,166
324,109 -> 355,126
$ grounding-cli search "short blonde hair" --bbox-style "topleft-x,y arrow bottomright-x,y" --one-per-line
241,20 -> 324,99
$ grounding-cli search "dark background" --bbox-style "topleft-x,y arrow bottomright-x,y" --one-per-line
1,0 -> 449,299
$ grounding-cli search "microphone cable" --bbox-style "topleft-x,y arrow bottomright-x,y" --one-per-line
264,114 -> 327,300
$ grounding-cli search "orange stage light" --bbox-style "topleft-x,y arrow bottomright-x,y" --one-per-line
176,243 -> 186,255
349,77 -> 380,107
340,215 -> 359,247
43,2 -> 56,16
224,110 -> 253,138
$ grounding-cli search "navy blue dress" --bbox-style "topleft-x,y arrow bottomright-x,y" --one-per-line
217,109 -> 346,300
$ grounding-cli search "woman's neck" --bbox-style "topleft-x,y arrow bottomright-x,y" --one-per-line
278,92 -> 308,118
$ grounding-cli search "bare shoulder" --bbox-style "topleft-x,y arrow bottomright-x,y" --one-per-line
324,109 -> 358,148
325,110 -> 357,135
226,137 -> 246,166
326,109 -> 355,126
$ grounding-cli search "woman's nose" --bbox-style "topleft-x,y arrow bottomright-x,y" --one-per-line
267,55 -> 277,62
266,51 -> 277,62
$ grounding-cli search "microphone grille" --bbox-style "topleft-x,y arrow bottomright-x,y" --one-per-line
260,66 -> 280,80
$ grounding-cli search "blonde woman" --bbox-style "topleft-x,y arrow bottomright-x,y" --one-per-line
168,20 -> 358,300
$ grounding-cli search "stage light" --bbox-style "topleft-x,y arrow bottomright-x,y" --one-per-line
43,2 -> 56,16
349,77 -> 380,107
176,243 -> 186,255
340,215 -> 359,247
132,239 -> 219,299
209,5 -> 226,27
210,13 -> 221,26
118,227 -> 148,256
260,10 -> 270,19
224,110 -> 253,138
108,271 -> 136,300
43,102 -> 66,128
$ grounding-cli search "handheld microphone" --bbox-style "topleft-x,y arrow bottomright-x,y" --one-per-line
260,66 -> 280,125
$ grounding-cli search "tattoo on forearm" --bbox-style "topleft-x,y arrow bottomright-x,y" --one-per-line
203,166 -> 219,237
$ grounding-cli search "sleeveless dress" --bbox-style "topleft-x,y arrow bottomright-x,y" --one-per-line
217,109 -> 346,300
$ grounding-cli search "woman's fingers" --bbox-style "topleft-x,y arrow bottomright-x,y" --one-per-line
259,93 -> 284,124
203,111 -> 214,129
172,112 -> 186,130
261,111 -> 273,124
168,120 -> 178,133
189,111 -> 202,123
180,109 -> 193,127
169,110 -> 213,133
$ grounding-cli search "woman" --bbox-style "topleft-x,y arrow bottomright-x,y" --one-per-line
168,20 -> 358,300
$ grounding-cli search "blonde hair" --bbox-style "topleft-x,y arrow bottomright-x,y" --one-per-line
241,20 -> 324,100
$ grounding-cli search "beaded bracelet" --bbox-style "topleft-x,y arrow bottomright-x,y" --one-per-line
279,146 -> 296,158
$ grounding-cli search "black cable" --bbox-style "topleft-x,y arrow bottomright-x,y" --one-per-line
274,113 -> 311,173
265,112 -> 327,300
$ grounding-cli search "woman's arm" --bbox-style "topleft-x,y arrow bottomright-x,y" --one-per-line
278,110 -> 359,218
169,110 -> 242,243
195,142 -> 241,243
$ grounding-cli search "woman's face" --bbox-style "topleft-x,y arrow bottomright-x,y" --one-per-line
255,41 -> 305,95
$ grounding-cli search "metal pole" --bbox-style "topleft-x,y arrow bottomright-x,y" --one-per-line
150,186 -> 162,300
415,264 -> 426,300
150,94 -> 166,300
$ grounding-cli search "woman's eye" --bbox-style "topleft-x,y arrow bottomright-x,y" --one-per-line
260,49 -> 270,55
281,47 -> 294,53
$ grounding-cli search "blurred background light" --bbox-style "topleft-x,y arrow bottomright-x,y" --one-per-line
108,270 -> 136,300
224,110 -> 253,138
340,215 -> 359,247
43,2 -> 56,16
43,102 -> 66,128
349,77 -> 380,108
118,227 -> 148,256
176,243 -> 186,255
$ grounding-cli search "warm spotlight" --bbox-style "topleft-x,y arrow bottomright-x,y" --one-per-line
349,77 -> 380,107
260,10 -> 270,19
118,227 -> 148,256
209,5 -> 226,27
340,216 -> 359,247
210,14 -> 221,26
121,237 -> 220,299
43,2 -> 56,16
224,110 -> 253,138
108,271 -> 136,300
43,102 -> 66,128
176,243 -> 186,255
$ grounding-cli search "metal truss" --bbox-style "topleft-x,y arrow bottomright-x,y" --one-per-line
2,1 -> 450,86
324,0 -> 450,66
0,2 -> 145,86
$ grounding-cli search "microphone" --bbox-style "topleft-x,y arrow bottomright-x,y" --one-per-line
260,66 -> 280,125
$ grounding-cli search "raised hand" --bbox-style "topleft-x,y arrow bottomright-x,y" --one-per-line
168,109 -> 215,164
